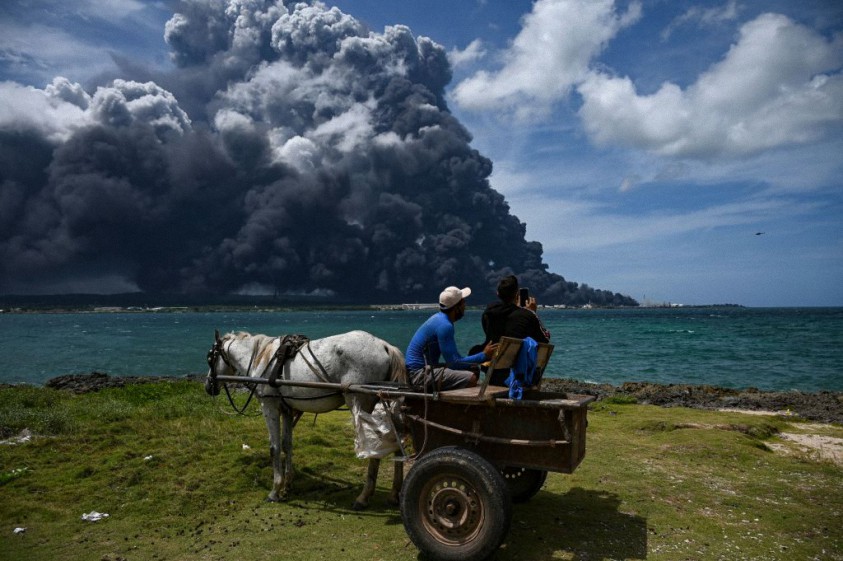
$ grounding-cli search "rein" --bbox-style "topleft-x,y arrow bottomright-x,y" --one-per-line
222,380 -> 258,415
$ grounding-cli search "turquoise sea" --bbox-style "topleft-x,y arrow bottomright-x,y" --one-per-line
0,307 -> 841,392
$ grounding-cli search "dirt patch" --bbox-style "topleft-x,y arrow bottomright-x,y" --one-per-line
542,378 -> 843,465
768,427 -> 843,466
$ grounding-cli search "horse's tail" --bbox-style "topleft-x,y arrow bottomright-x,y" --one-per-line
385,343 -> 407,384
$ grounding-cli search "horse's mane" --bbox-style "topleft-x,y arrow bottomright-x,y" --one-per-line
228,331 -> 273,346
226,331 -> 277,371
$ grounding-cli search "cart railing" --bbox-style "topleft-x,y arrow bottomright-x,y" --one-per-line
211,373 -> 593,410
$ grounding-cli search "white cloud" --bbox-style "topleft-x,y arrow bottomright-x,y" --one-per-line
76,0 -> 146,21
578,13 -> 843,159
448,39 -> 486,69
452,0 -> 641,118
278,136 -> 320,172
44,76 -> 91,109
661,0 -> 741,41
0,22 -> 115,85
0,79 -> 90,142
309,100 -> 375,152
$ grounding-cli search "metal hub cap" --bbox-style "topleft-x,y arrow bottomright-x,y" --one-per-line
423,477 -> 484,544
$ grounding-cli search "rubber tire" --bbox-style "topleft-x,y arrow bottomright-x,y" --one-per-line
401,447 -> 512,561
501,467 -> 548,503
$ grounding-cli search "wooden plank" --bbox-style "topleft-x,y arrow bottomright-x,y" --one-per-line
439,385 -> 510,403
405,414 -> 570,447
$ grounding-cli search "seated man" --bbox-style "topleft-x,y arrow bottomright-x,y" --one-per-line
405,286 -> 498,391
481,275 -> 550,385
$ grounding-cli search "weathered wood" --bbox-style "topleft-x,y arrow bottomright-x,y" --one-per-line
405,414 -> 570,447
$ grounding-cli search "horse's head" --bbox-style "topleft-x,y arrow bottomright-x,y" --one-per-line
205,329 -> 231,396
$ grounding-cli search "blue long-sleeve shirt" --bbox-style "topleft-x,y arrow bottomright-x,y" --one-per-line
405,311 -> 487,370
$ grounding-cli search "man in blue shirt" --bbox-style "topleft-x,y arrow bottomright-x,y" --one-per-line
405,286 -> 498,390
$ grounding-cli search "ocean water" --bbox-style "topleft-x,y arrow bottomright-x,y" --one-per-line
0,307 -> 840,392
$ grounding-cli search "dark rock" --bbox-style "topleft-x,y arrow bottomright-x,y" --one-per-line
543,378 -> 843,424
45,372 -> 203,393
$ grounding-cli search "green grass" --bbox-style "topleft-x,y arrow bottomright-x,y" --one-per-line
1,383 -> 841,561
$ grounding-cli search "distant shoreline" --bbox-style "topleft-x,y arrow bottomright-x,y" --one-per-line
4,292 -> 840,313
0,291 -> 752,312
0,303 -> 770,314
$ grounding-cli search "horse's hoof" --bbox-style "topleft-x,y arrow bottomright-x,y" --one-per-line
351,500 -> 368,511
266,495 -> 285,503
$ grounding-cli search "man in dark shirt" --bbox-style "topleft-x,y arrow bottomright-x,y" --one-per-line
481,275 -> 550,385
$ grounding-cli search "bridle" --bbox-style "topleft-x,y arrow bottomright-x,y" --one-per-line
206,337 -> 234,376
205,335 -> 260,415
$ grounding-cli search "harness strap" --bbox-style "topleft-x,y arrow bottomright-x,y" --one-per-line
267,334 -> 309,387
297,343 -> 333,384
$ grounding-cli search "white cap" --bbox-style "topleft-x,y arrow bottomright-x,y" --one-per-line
439,286 -> 471,310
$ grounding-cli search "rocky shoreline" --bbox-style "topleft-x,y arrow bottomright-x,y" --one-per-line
542,378 -> 843,424
41,371 -> 205,393
21,372 -> 843,424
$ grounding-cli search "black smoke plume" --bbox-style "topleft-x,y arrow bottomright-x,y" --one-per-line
0,0 -> 636,306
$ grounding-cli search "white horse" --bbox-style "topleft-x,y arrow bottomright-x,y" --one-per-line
205,330 -> 407,509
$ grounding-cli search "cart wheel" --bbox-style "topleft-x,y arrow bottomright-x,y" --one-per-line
501,467 -> 548,503
401,447 -> 512,561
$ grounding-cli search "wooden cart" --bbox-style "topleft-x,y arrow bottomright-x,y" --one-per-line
395,337 -> 593,561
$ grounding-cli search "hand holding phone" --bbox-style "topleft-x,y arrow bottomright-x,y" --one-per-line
518,287 -> 529,307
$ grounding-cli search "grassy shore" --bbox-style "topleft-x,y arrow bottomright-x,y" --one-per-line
1,381 -> 841,561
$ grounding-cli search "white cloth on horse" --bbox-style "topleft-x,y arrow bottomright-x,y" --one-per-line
352,401 -> 401,459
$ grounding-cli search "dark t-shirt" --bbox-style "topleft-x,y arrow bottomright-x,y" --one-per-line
481,302 -> 550,386
481,302 -> 549,345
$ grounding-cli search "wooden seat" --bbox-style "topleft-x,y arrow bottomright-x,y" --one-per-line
437,384 -> 510,404
439,337 -> 554,402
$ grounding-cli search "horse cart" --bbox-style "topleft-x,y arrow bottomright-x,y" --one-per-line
206,332 -> 593,561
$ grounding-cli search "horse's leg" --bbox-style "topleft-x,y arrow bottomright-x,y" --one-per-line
388,453 -> 403,507
347,394 -> 381,511
280,406 -> 295,498
353,457 -> 381,511
261,398 -> 286,502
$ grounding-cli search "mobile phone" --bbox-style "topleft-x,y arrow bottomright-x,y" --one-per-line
519,287 -> 529,307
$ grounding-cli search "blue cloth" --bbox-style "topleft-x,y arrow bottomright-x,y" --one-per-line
405,311 -> 488,371
504,337 -> 539,399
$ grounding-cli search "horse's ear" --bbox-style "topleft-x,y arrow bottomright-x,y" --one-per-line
215,329 -> 221,342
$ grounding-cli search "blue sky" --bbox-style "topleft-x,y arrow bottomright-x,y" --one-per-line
1,0 -> 841,306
